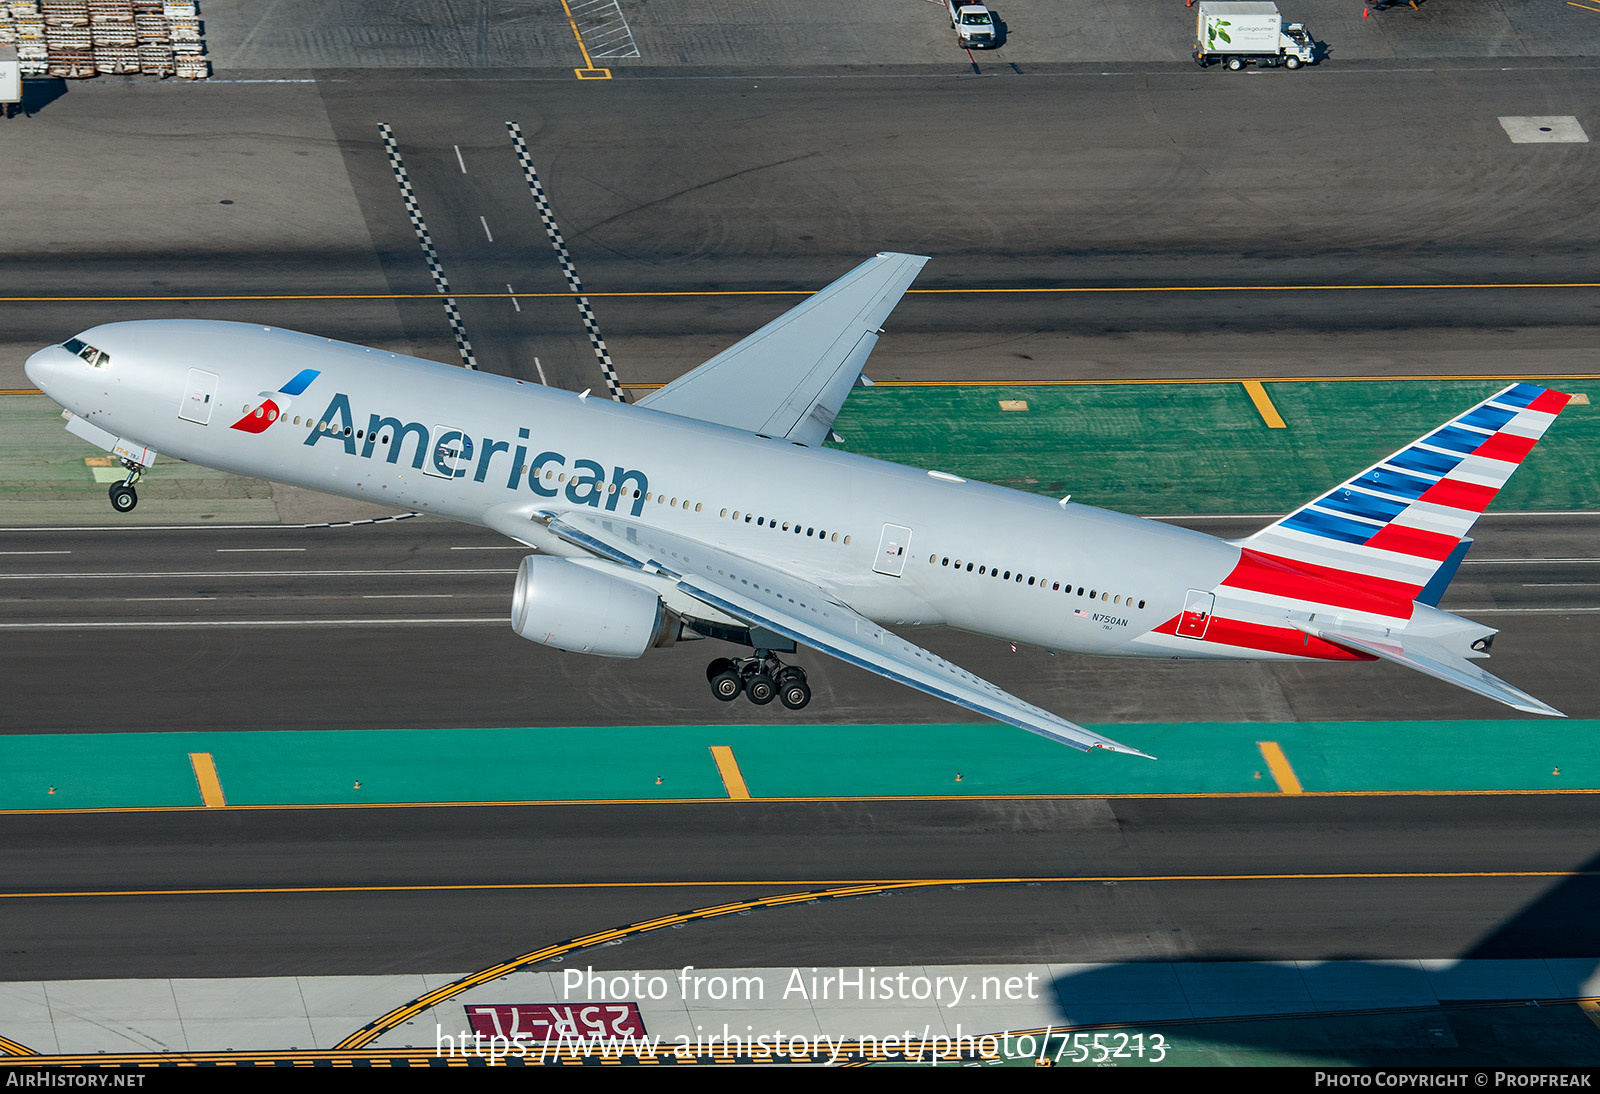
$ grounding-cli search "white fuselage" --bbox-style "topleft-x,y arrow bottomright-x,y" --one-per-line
27,320 -> 1285,662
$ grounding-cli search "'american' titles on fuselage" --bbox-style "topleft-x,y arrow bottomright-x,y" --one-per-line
301,391 -> 649,514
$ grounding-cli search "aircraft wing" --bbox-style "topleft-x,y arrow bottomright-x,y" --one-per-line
636,252 -> 929,446
1292,619 -> 1564,718
536,509 -> 1153,757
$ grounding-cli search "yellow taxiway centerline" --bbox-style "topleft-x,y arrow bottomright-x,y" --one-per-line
557,0 -> 612,78
4,869 -> 1595,903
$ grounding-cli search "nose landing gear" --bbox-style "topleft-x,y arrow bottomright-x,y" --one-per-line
707,653 -> 811,710
108,458 -> 146,513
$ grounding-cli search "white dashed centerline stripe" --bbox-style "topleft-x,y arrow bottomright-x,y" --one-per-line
378,123 -> 480,371
505,121 -> 627,402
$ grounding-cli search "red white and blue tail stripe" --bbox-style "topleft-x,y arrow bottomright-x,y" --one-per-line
1237,383 -> 1572,600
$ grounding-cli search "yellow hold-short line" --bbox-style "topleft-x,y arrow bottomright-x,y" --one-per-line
189,752 -> 227,808
1257,741 -> 1304,795
709,746 -> 752,800
1243,380 -> 1288,429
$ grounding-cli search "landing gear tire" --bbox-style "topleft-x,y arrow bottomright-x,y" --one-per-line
109,483 -> 138,513
709,660 -> 744,702
779,678 -> 811,711
745,673 -> 777,706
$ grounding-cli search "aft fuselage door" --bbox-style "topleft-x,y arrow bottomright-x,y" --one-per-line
178,368 -> 219,425
1176,589 -> 1215,639
873,523 -> 913,577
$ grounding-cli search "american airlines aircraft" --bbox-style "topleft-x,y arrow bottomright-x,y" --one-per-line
24,253 -> 1573,758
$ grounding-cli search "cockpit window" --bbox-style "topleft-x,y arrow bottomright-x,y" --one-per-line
62,338 -> 110,368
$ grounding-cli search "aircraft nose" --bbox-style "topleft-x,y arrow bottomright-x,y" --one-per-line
23,345 -> 68,395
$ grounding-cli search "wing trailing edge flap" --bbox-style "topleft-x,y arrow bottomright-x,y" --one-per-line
539,510 -> 1153,758
636,252 -> 929,446
1291,619 -> 1563,718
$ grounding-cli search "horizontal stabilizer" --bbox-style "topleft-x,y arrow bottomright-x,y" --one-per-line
1293,619 -> 1564,718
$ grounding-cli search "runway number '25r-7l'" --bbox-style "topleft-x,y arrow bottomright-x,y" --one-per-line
25,254 -> 1574,759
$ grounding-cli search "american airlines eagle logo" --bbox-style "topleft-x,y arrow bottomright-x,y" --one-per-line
230,368 -> 321,433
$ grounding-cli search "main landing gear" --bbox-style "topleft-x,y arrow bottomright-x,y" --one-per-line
108,458 -> 146,513
706,653 -> 811,710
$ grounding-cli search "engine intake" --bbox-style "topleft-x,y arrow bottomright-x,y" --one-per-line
511,555 -> 679,659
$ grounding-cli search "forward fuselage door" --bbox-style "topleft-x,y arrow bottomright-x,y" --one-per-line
873,523 -> 913,577
178,368 -> 219,425
424,425 -> 473,479
1176,589 -> 1215,639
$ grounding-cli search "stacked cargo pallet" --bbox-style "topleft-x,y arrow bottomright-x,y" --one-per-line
40,0 -> 94,79
133,0 -> 169,74
89,0 -> 136,74
164,0 -> 202,78
24,0 -> 202,78
5,3 -> 48,77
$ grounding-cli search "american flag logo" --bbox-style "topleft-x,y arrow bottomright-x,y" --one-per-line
1073,609 -> 1089,618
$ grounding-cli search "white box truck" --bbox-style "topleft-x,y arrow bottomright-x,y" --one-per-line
0,45 -> 20,119
1193,1 -> 1313,70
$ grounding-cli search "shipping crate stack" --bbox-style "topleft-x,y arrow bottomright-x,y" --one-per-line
40,0 -> 94,79
15,0 -> 200,78
163,0 -> 202,77
7,3 -> 50,78
89,0 -> 137,74
132,0 -> 169,74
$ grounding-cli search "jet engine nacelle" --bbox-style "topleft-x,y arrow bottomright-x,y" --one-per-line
511,555 -> 678,659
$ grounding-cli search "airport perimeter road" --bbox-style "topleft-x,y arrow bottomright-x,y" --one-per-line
1,793 -> 1598,979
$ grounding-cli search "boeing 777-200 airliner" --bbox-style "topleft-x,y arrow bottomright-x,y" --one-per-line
24,253 -> 1573,758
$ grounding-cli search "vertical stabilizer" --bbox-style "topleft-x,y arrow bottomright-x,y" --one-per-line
1238,384 -> 1571,598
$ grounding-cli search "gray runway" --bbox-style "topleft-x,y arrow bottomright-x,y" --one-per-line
4,794 -> 1600,981
0,514 -> 1595,733
0,0 -> 1597,989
